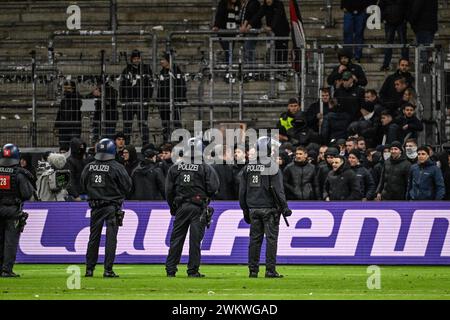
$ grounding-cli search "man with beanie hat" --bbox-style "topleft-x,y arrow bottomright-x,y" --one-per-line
376,140 -> 411,200
119,49 -> 153,145
406,146 -> 445,200
327,49 -> 368,89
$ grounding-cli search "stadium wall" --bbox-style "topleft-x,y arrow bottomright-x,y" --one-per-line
18,201 -> 450,265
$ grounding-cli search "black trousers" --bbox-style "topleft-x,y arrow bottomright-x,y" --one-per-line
248,208 -> 280,273
86,205 -> 119,272
165,203 -> 205,275
0,205 -> 21,273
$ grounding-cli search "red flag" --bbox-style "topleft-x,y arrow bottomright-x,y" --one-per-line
289,0 -> 306,71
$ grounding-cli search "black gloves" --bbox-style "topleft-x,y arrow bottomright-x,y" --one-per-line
283,208 -> 292,217
243,209 -> 251,224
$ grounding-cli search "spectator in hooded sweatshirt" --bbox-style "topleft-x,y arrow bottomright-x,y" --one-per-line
327,49 -> 368,89
348,149 -> 376,200
122,145 -> 139,177
406,146 -> 445,200
316,147 -> 339,199
321,99 -> 353,144
128,146 -> 165,200
376,141 -> 411,200
66,137 -> 87,201
323,155 -> 362,201
283,146 -> 319,200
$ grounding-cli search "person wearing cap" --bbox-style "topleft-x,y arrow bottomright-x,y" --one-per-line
128,145 -> 165,200
276,97 -> 301,142
348,149 -> 376,200
341,1 -> 374,62
406,146 -> 445,201
316,147 -> 339,198
334,70 -> 365,122
376,141 -> 411,200
323,155 -> 362,201
119,49 -> 153,145
286,112 -> 320,148
380,109 -> 402,145
55,80 -> 82,146
81,138 -> 132,278
327,49 -> 368,89
0,144 -> 35,277
156,53 -> 187,141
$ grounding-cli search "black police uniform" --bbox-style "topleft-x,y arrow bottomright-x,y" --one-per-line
81,159 -> 132,276
239,161 -> 289,277
165,160 -> 220,277
0,166 -> 35,276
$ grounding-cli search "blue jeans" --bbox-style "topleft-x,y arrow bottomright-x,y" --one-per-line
244,39 -> 257,66
343,11 -> 367,60
383,22 -> 409,68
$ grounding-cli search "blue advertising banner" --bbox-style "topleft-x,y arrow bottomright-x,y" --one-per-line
18,201 -> 450,265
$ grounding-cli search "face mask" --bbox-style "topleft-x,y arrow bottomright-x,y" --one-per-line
405,147 -> 418,160
383,152 -> 391,161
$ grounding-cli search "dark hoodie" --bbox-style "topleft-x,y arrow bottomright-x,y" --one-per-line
123,145 -> 139,176
250,0 -> 290,36
324,161 -> 362,200
128,159 -> 165,200
286,113 -> 320,147
66,138 -> 87,198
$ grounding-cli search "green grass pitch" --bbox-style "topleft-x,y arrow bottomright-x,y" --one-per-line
1,264 -> 450,300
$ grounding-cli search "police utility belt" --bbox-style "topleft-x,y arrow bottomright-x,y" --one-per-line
88,199 -> 121,209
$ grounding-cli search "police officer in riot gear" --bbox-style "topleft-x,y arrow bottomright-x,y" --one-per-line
81,138 -> 132,278
239,136 -> 292,278
165,138 -> 220,277
0,144 -> 35,277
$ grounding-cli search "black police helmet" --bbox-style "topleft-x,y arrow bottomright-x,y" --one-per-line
95,138 -> 116,161
0,143 -> 20,166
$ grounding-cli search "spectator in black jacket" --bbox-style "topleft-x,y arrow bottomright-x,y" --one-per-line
239,0 -> 261,72
334,71 -> 365,121
324,155 -> 362,201
87,82 -> 118,141
321,99 -> 353,144
66,137 -> 87,201
55,81 -> 82,146
283,146 -> 318,200
157,53 -> 186,140
379,59 -> 414,111
286,112 -> 321,147
365,89 -> 384,115
128,147 -> 165,200
306,88 -> 331,133
232,145 -> 247,198
380,110 -> 402,145
248,0 -> 290,68
213,0 -> 240,67
120,49 -> 153,145
212,145 -> 236,200
379,0 -> 409,71
366,149 -> 383,188
316,147 -> 339,199
327,49 -> 368,89
436,147 -> 450,200
348,149 -> 376,200
158,143 -> 174,176
347,100 -> 382,148
114,131 -> 126,164
376,141 -> 411,200
395,103 -> 423,142
408,0 -> 438,46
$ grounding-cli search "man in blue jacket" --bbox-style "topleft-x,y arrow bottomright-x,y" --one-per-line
406,146 -> 445,200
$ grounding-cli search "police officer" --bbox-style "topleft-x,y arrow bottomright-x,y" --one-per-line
165,138 -> 220,277
239,137 -> 291,278
0,144 -> 35,277
81,138 -> 132,278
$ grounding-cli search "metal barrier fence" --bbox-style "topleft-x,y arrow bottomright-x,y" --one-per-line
0,31 -> 448,149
